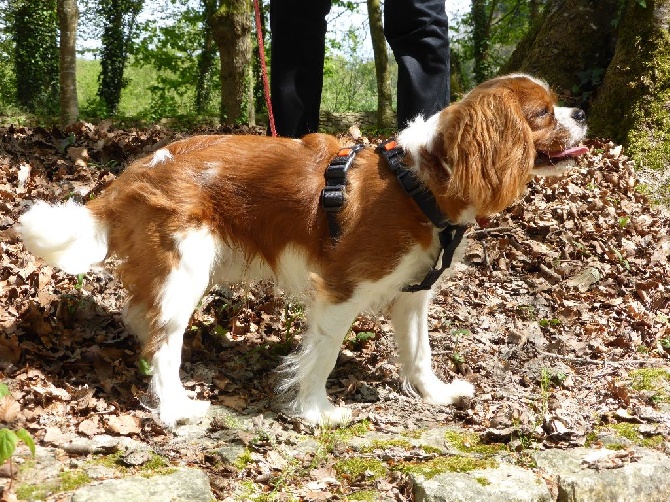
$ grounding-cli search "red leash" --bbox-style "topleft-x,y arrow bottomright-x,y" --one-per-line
253,0 -> 277,137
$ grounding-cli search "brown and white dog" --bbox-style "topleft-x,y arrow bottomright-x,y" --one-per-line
18,74 -> 587,427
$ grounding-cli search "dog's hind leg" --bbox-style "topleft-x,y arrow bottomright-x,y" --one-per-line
391,291 -> 475,405
142,227 -> 218,427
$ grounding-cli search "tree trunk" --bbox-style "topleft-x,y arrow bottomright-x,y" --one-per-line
500,0 -> 618,99
57,0 -> 79,126
367,0 -> 394,129
588,0 -> 670,170
13,0 -> 59,113
195,0 -> 218,114
529,0 -> 541,21
472,0 -> 493,84
212,0 -> 252,125
97,0 -> 143,114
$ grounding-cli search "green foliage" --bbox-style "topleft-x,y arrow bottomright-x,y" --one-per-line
132,6 -> 220,120
454,0 -> 536,84
0,385 -> 36,467
321,26 -> 389,113
0,22 -> 16,110
0,427 -> 35,465
10,0 -> 59,114
97,0 -> 144,114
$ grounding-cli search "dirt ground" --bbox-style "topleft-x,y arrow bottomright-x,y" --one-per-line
0,123 -> 669,499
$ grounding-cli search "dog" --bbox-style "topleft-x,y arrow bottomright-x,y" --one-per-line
18,74 -> 587,427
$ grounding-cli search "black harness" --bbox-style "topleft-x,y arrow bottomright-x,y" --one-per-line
319,139 -> 468,293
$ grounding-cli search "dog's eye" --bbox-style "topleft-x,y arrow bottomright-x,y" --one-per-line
536,107 -> 551,118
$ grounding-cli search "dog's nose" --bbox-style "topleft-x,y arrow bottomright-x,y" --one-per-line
572,108 -> 586,123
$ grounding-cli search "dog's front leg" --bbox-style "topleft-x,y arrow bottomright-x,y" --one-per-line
391,291 -> 475,405
280,296 -> 361,426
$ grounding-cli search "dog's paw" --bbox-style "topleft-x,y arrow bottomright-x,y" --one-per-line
300,403 -> 353,426
159,398 -> 211,428
421,378 -> 475,406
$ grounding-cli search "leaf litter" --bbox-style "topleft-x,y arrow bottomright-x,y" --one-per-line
0,123 -> 668,500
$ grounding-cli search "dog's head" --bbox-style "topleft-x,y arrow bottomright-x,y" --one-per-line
424,74 -> 587,219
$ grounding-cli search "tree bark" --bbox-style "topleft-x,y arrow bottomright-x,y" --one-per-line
58,0 -> 79,126
472,0 -> 492,84
212,0 -> 252,125
588,0 -> 670,170
195,0 -> 218,114
529,0 -> 541,20
367,0 -> 394,129
501,0 -> 618,98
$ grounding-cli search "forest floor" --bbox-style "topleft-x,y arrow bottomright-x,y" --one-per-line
0,122 -> 669,500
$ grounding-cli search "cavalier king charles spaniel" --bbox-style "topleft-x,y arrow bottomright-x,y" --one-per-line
19,74 -> 587,427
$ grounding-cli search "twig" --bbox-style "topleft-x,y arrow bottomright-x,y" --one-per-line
538,351 -> 602,365
471,226 -> 515,236
538,350 -> 669,367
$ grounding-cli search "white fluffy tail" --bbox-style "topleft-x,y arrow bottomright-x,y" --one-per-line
18,199 -> 108,275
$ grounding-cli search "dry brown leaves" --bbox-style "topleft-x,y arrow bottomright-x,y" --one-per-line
0,124 -> 668,499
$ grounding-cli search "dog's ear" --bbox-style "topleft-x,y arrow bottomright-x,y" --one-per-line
432,89 -> 535,215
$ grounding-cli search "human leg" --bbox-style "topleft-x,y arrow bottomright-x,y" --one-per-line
384,0 -> 450,129
269,0 -> 332,137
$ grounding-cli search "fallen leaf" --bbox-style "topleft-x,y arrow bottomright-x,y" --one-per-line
106,414 -> 141,435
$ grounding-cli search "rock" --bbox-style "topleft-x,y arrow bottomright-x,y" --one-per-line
412,462 -> 552,502
533,447 -> 670,502
213,444 -> 247,465
71,467 -> 213,502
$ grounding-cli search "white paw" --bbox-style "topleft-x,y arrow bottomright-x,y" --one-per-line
159,397 -> 211,428
299,402 -> 353,426
421,378 -> 475,405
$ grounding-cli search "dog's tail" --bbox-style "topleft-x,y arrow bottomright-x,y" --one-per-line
17,199 -> 109,275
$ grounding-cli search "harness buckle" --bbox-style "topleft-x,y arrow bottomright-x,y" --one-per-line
321,185 -> 346,212
321,144 -> 365,239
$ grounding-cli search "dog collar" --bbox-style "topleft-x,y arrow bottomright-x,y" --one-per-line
376,139 -> 468,293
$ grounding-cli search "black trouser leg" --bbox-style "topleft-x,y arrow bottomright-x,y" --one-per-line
384,0 -> 450,129
269,0 -> 332,137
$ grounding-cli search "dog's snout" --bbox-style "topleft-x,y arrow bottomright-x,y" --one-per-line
571,108 -> 586,123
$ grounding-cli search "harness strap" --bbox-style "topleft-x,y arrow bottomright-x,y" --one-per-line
376,140 -> 450,228
376,138 -> 468,293
320,144 -> 365,239
401,225 -> 467,293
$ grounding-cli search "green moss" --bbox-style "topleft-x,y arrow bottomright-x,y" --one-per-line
233,448 -> 254,470
588,1 -> 670,183
92,451 -> 175,477
597,423 -> 665,449
15,469 -> 91,500
137,455 -> 176,478
358,438 -> 413,453
420,445 -> 444,455
474,476 -> 491,486
316,420 -> 370,454
16,482 -> 52,501
334,457 -> 388,481
58,470 -> 91,491
401,429 -> 424,440
348,489 -> 379,501
444,430 -> 506,456
396,455 -> 498,479
630,368 -> 670,402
